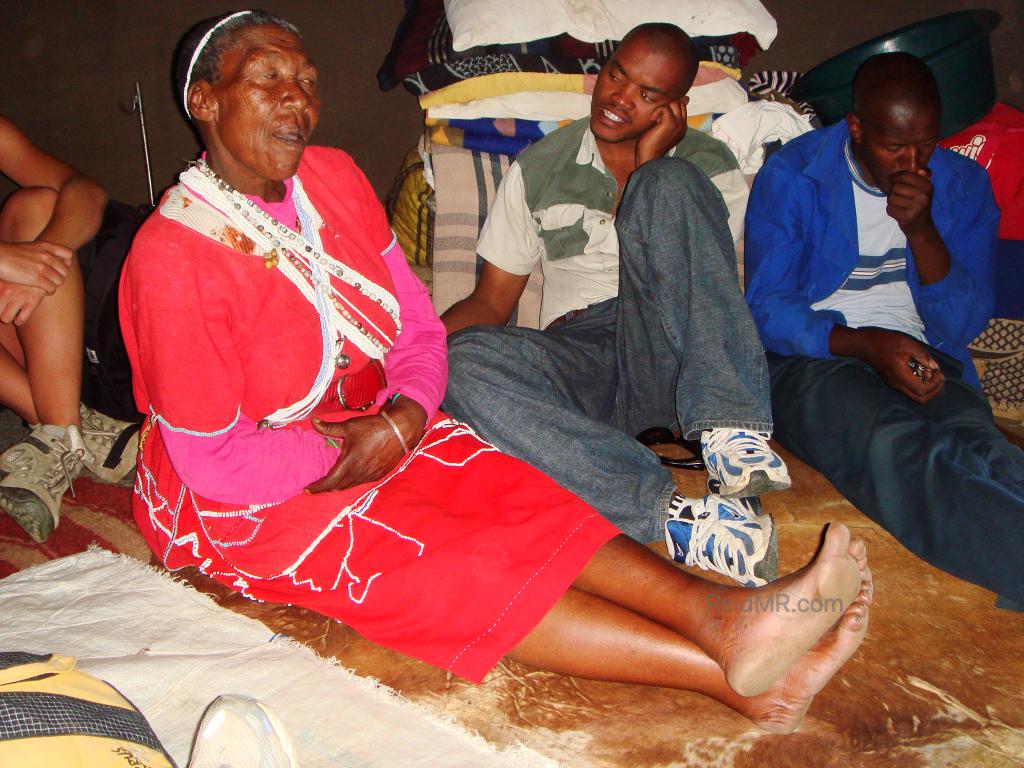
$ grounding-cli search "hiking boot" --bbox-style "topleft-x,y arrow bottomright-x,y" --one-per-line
0,425 -> 87,543
79,403 -> 140,484
702,428 -> 791,498
188,694 -> 297,768
664,495 -> 778,587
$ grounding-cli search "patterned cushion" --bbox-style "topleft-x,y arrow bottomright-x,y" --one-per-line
970,317 -> 1024,420
376,0 -> 759,95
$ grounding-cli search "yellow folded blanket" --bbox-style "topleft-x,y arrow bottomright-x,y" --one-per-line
419,63 -> 741,109
420,73 -> 596,108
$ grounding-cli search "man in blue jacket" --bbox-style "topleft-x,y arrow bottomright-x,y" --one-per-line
745,52 -> 1022,607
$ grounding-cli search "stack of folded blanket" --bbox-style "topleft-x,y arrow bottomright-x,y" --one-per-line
379,0 -> 786,281
378,0 -> 773,155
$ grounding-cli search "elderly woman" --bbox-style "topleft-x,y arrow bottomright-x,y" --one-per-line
120,10 -> 872,734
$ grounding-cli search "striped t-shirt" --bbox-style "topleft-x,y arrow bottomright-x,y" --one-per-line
811,141 -> 926,342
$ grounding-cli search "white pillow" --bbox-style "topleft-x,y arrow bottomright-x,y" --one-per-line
444,0 -> 778,51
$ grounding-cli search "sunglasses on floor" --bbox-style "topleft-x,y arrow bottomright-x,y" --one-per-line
635,427 -> 705,471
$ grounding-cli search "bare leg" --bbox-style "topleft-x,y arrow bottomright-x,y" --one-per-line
573,523 -> 865,695
0,187 -> 83,428
0,327 -> 35,423
509,579 -> 871,733
509,523 -> 868,727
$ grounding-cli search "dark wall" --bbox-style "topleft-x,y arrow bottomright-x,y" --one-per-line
2,2 -> 1021,207
1,2 -> 424,206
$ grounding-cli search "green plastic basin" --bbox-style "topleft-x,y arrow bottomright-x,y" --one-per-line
791,10 -> 1001,138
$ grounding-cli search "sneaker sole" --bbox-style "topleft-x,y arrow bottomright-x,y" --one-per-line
0,488 -> 56,543
664,500 -> 778,587
710,470 -> 792,499
753,513 -> 779,584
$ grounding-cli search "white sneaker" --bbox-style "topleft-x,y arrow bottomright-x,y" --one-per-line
188,695 -> 297,768
664,495 -> 778,587
702,428 -> 791,498
79,403 -> 140,484
0,425 -> 87,542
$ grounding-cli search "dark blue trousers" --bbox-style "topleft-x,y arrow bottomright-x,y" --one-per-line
768,352 -> 1024,604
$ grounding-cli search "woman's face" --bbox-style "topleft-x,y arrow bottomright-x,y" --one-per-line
195,24 -> 320,198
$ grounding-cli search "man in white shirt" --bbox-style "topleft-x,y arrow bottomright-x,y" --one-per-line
442,23 -> 789,588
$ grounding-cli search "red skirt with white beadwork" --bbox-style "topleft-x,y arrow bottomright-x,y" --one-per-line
132,414 -> 617,682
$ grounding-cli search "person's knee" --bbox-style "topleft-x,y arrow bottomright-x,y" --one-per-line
0,186 -> 59,241
445,328 -> 504,396
618,157 -> 723,239
626,157 -> 714,204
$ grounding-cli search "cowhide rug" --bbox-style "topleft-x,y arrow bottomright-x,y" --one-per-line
2,447 -> 1022,767
182,447 -> 1024,768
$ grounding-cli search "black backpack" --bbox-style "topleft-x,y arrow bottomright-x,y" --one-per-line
78,200 -> 151,423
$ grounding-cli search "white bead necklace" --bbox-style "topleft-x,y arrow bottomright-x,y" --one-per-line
177,160 -> 400,428
190,160 -> 400,338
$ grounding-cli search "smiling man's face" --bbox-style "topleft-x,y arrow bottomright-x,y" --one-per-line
589,33 -> 689,146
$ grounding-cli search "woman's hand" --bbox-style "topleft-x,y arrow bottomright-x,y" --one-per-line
305,396 -> 427,493
0,240 -> 72,293
0,282 -> 47,325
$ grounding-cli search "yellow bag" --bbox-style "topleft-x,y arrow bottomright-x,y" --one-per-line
385,145 -> 434,267
0,652 -> 176,768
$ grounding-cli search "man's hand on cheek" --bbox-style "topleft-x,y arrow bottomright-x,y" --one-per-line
635,98 -> 687,167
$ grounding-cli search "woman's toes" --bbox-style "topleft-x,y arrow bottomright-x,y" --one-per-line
858,567 -> 873,604
848,537 -> 867,564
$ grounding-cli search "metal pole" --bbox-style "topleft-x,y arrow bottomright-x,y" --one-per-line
121,82 -> 155,207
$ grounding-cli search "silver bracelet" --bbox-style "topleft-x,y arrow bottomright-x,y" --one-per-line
380,410 -> 411,454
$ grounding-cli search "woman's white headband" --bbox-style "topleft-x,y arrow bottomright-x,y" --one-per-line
182,10 -> 253,116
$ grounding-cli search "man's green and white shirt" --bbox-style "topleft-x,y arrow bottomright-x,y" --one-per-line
477,118 -> 746,328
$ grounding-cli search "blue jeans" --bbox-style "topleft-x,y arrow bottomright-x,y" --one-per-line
444,158 -> 772,542
768,352 -> 1024,604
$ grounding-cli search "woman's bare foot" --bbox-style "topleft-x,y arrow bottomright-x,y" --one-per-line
738,594 -> 871,733
712,523 -> 867,697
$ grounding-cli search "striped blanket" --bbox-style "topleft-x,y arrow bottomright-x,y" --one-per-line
429,144 -> 544,328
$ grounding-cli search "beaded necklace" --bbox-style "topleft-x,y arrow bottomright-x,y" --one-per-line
186,160 -> 399,337
177,160 -> 400,428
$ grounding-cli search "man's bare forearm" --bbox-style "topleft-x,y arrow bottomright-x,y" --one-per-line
905,224 -> 950,285
441,294 -> 513,335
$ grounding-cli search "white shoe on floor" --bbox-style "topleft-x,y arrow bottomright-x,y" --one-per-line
664,494 -> 778,587
702,428 -> 791,498
188,694 -> 297,768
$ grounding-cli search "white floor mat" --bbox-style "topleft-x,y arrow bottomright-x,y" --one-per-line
0,548 -> 555,767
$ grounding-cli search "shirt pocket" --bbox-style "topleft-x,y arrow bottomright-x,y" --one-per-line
535,203 -> 592,262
